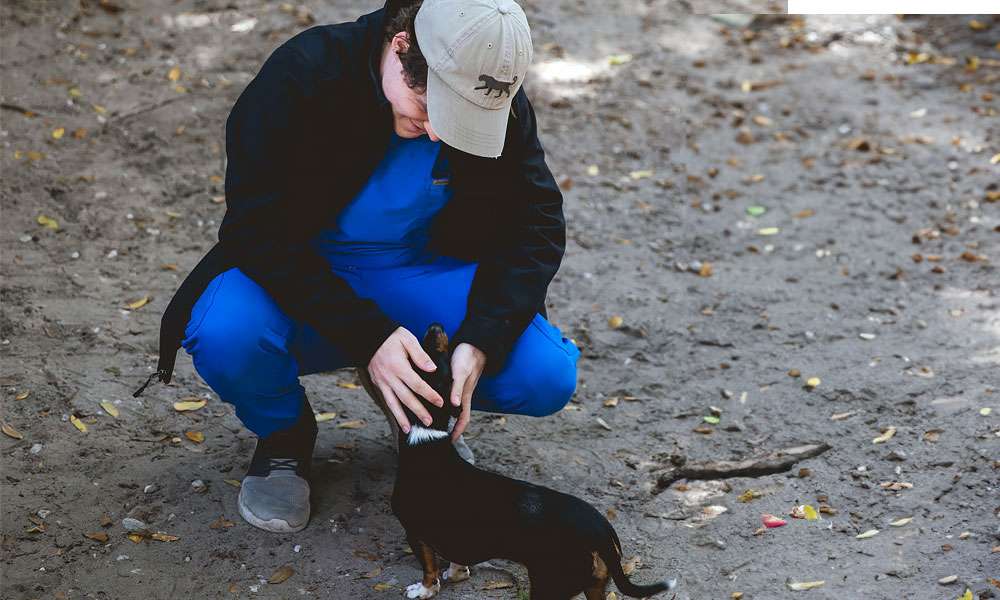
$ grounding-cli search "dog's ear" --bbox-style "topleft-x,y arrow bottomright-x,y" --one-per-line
421,323 -> 450,372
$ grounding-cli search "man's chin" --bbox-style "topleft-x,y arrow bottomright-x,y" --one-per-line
395,122 -> 423,139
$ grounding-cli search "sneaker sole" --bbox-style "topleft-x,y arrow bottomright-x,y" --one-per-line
237,486 -> 309,533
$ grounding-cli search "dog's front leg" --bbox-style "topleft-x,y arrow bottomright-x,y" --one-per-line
405,537 -> 441,599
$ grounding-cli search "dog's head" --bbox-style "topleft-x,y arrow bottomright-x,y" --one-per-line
399,323 -> 462,443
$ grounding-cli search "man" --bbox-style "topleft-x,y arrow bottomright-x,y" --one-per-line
133,0 -> 579,533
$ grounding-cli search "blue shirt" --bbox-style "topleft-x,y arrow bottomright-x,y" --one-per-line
314,131 -> 453,269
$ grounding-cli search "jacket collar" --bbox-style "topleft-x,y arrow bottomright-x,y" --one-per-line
363,5 -> 390,108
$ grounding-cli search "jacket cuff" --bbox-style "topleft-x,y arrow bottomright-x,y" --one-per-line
451,316 -> 513,377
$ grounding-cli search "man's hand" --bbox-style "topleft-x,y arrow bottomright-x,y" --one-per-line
449,342 -> 486,441
368,326 -> 444,433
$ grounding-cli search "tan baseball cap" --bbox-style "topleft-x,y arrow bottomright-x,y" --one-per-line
414,0 -> 533,159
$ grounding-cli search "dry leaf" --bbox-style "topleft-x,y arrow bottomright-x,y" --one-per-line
698,262 -> 713,277
336,381 -> 361,389
830,411 -> 856,421
15,391 -> 30,401
314,412 -> 337,422
70,415 -> 87,432
268,565 -> 294,584
126,533 -> 144,543
890,517 -> 913,527
84,531 -> 109,543
2,422 -> 24,440
608,315 -> 624,329
127,296 -> 150,310
629,169 -> 653,180
337,420 -> 366,429
372,582 -> 393,591
856,529 -> 879,539
603,397 -> 619,407
173,399 -> 207,412
168,66 -> 181,81
52,127 -> 65,139
100,401 -> 119,418
786,580 -> 825,591
923,429 -> 943,442
223,479 -> 242,488
872,426 -> 896,444
482,580 -> 514,590
185,430 -> 205,443
804,377 -> 821,389
595,417 -> 612,431
360,566 -> 382,579
880,481 -> 913,491
37,215 -> 59,230
150,532 -> 179,542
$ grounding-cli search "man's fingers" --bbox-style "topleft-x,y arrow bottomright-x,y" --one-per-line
401,332 -> 436,372
389,379 -> 432,426
449,374 -> 465,407
378,383 -> 411,434
401,368 -> 443,407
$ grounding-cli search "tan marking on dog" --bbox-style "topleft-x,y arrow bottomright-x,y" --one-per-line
591,551 -> 609,580
434,330 -> 449,353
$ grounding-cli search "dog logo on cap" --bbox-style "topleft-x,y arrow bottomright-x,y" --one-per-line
475,74 -> 517,98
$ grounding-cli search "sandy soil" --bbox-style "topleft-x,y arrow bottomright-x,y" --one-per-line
1,1 -> 998,599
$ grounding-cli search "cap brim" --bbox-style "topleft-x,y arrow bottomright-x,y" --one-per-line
426,67 -> 510,159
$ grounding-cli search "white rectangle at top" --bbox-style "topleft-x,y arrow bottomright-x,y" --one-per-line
788,0 -> 999,13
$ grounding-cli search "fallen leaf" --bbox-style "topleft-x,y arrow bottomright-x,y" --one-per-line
786,580 -> 825,591
100,401 -> 119,418
37,215 -> 59,230
794,208 -> 815,219
692,425 -> 713,434
126,533 -> 144,543
336,382 -> 360,390
84,531 -> 109,543
596,417 -> 612,431
959,589 -> 973,600
923,429 -> 943,442
127,296 -> 150,310
185,431 -> 205,443
150,532 -> 179,542
608,315 -> 624,329
981,407 -> 993,416
703,415 -> 720,424
268,565 -> 294,584
173,399 -> 207,412
856,529 -> 879,539
372,582 -> 393,591
872,426 -> 896,444
889,517 -> 912,527
804,377 -> 821,389
603,397 -> 619,407
698,262 -> 713,277
70,415 -> 87,432
790,505 -> 819,520
757,226 -> 780,236
746,205 -> 766,217
629,169 -> 653,180
762,514 -> 787,528
360,566 -> 382,579
223,479 -> 242,488
830,411 -> 856,421
52,127 -> 65,139
2,422 -> 24,440
15,391 -> 30,401
737,489 -> 761,503
314,412 -> 337,422
209,516 -> 235,529
880,481 -> 913,491
607,53 -> 633,65
168,66 -> 181,81
337,419 -> 366,429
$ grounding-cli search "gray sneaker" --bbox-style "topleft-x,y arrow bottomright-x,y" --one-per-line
238,459 -> 311,533
238,395 -> 317,533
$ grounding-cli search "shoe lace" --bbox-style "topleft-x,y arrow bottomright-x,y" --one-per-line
267,458 -> 299,473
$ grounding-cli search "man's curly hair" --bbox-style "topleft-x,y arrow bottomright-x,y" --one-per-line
383,1 -> 427,92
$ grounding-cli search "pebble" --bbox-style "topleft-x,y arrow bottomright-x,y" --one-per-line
293,544 -> 301,553
29,443 -> 43,454
143,484 -> 157,494
938,575 -> 958,585
36,509 -> 51,519
191,479 -> 207,493
886,450 -> 907,461
122,517 -> 148,531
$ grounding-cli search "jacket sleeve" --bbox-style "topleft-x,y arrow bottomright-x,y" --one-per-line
450,89 -> 566,376
220,43 -> 399,367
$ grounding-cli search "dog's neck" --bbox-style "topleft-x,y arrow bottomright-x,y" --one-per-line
397,424 -> 458,471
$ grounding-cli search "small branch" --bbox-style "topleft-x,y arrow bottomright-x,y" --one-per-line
655,442 -> 832,490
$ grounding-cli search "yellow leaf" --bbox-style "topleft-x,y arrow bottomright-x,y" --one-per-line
100,401 -> 119,418
607,53 -> 632,65
223,479 -> 242,488
27,150 -> 44,161
168,66 -> 181,82
805,377 -> 821,389
185,430 -> 205,443
173,399 -> 207,412
2,422 -> 24,440
70,415 -> 87,432
15,391 -> 30,401
314,412 -> 337,423
629,169 -> 653,180
68,87 -> 82,98
889,517 -> 913,527
872,426 -> 896,444
698,262 -> 713,277
968,19 -> 987,30
37,215 -> 59,230
52,128 -> 65,139
336,382 -> 361,389
337,419 -> 366,429
127,296 -> 150,310
92,104 -> 106,114
586,165 -> 599,176
787,580 -> 825,591
174,85 -> 187,94
856,529 -> 879,539
990,153 -> 1000,165
268,565 -> 294,584
960,589 -> 973,600
757,227 -> 780,236
802,505 -> 819,520
150,532 -> 179,542
608,315 -> 624,329
126,533 -> 144,543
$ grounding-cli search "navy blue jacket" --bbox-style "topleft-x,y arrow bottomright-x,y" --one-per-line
133,2 -> 565,397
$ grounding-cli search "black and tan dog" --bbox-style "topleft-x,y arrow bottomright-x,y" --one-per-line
389,323 -> 677,600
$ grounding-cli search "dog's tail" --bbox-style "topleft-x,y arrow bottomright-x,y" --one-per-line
599,527 -> 677,598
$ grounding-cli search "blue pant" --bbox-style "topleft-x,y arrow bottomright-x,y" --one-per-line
180,256 -> 581,437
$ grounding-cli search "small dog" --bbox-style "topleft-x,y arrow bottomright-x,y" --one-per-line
390,323 -> 677,600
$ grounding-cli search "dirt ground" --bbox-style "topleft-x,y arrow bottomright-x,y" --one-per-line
2,1 -> 998,599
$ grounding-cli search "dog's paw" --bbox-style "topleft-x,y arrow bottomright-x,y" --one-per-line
404,579 -> 440,599
441,563 -> 470,583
